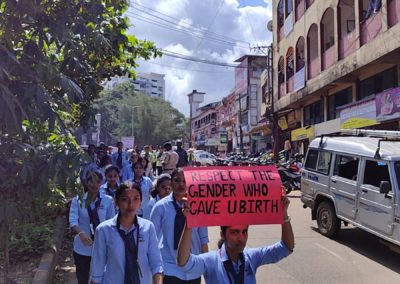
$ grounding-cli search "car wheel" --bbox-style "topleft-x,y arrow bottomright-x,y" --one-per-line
316,201 -> 341,238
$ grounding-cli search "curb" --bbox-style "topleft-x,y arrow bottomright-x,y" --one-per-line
32,216 -> 67,284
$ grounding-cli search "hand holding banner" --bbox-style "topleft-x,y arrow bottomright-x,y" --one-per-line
183,166 -> 283,228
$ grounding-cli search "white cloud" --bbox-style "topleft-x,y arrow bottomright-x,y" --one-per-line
127,0 -> 273,116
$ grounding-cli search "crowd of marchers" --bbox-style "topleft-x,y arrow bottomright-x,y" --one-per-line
69,141 -> 295,284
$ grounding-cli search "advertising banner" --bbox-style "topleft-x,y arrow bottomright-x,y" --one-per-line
184,166 -> 284,228
121,136 -> 135,149
340,99 -> 378,129
375,87 -> 400,122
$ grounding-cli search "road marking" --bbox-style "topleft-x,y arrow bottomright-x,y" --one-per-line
315,243 -> 344,261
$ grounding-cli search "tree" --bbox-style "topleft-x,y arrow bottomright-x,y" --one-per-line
0,0 -> 160,278
95,81 -> 187,146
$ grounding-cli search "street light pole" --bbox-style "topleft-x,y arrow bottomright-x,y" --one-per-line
129,105 -> 143,142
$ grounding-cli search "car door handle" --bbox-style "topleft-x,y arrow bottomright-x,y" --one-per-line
331,180 -> 336,183
362,189 -> 367,193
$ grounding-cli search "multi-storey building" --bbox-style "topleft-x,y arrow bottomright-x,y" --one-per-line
133,72 -> 165,99
191,102 -> 220,153
234,55 -> 268,153
103,72 -> 166,99
272,0 -> 400,154
218,91 -> 238,154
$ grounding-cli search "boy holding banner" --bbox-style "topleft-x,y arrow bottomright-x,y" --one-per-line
177,166 -> 294,284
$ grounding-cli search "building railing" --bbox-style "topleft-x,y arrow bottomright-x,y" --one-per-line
361,12 -> 382,46
388,0 -> 400,28
308,57 -> 320,79
339,30 -> 357,59
322,45 -> 336,70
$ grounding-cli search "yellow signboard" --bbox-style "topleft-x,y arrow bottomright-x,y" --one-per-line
291,126 -> 315,141
278,117 -> 288,130
340,118 -> 378,129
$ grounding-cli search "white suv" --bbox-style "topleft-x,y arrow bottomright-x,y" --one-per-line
193,150 -> 216,166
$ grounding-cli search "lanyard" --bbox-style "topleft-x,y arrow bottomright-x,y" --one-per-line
220,249 -> 245,284
116,215 -> 143,278
87,192 -> 101,237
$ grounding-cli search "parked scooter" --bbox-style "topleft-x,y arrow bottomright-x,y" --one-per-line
277,153 -> 303,194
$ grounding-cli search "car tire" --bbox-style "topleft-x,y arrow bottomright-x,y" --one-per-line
316,201 -> 341,238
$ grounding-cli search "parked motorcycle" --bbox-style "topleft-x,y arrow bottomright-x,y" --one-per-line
277,154 -> 303,194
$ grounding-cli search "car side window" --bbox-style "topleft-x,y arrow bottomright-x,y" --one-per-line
333,154 -> 359,180
362,160 -> 391,190
305,149 -> 318,170
316,151 -> 331,175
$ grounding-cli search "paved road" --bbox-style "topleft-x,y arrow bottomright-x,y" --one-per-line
245,191 -> 400,284
61,191 -> 400,283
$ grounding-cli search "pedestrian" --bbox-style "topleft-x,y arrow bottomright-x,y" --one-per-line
162,142 -> 179,175
156,146 -> 165,176
112,141 -> 129,172
100,165 -> 120,198
177,190 -> 294,284
69,170 -> 115,284
284,136 -> 292,161
121,151 -> 139,182
90,182 -> 164,284
143,173 -> 172,219
131,159 -> 153,217
176,141 -> 188,168
150,168 -> 209,284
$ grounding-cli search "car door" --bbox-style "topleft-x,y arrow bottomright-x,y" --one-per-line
357,159 -> 395,235
330,154 -> 360,220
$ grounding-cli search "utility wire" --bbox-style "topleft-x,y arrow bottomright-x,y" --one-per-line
144,60 -> 232,73
128,11 -> 249,49
130,1 -> 250,45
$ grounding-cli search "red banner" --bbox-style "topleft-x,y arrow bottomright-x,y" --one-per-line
183,166 -> 283,228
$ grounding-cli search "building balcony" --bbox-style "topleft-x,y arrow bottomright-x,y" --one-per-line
322,45 -> 336,70
308,57 -> 320,79
339,30 -> 357,60
295,0 -> 305,22
361,12 -> 382,46
388,0 -> 400,28
287,76 -> 294,93
279,82 -> 286,98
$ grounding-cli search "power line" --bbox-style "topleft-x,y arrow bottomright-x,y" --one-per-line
127,11 -> 249,49
129,1 -> 251,46
159,48 -> 247,68
144,60 -> 232,73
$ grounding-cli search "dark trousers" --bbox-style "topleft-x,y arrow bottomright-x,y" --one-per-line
164,275 -> 201,284
73,251 -> 91,284
156,166 -> 163,176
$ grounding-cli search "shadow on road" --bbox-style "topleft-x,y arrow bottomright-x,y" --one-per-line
312,226 -> 400,273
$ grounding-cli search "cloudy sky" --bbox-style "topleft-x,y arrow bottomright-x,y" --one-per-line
126,0 -> 273,116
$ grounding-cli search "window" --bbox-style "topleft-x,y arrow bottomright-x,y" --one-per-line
152,79 -> 157,82
363,160 -> 391,189
317,151 -> 331,174
305,150 -> 331,174
327,87 -> 352,120
305,149 -> 318,170
303,100 -> 324,126
358,67 -> 397,100
334,154 -> 359,180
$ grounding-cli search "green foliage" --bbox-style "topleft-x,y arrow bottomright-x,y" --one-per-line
95,82 -> 187,146
0,0 -> 160,271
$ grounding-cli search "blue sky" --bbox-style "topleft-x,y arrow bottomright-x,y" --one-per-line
128,0 -> 273,116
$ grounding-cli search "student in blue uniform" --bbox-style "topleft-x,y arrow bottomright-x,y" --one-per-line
131,159 -> 153,217
90,182 -> 163,284
177,191 -> 295,284
150,168 -> 209,284
99,165 -> 120,198
69,171 -> 115,284
142,173 -> 172,219
111,141 -> 129,172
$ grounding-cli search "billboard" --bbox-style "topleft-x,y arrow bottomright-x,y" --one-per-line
235,58 -> 248,95
121,136 -> 135,149
375,87 -> 400,122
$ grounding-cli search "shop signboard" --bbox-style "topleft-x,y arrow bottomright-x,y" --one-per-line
291,126 -> 315,141
294,67 -> 305,92
235,58 -> 248,96
220,133 -> 228,144
375,87 -> 400,122
340,99 -> 379,129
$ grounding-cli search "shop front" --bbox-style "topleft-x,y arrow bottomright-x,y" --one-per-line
291,125 -> 315,155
